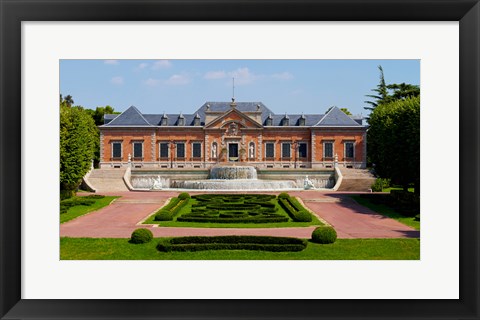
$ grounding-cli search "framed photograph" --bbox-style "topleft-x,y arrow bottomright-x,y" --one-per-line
1,0 -> 479,319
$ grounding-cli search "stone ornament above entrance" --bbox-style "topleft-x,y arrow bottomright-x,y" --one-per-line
227,123 -> 238,136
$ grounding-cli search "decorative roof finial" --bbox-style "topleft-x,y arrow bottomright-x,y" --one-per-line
230,78 -> 237,108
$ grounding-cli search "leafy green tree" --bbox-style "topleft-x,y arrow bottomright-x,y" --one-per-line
63,95 -> 74,108
340,108 -> 352,115
60,100 -> 97,199
87,105 -> 119,126
84,105 -> 120,166
387,83 -> 420,100
367,96 -> 420,193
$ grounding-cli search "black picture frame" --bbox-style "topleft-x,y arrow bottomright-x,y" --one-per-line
1,0 -> 479,319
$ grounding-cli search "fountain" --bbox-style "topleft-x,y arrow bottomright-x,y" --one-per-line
130,165 -> 335,191
171,165 -> 298,190
209,165 -> 258,180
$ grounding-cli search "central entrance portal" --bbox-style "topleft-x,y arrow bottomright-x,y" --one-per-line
228,143 -> 239,162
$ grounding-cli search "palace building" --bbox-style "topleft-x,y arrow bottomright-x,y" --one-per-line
99,100 -> 367,169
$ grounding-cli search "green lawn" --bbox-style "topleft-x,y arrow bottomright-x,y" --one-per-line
350,195 -> 420,230
60,196 -> 119,223
60,237 -> 420,260
142,195 -> 324,228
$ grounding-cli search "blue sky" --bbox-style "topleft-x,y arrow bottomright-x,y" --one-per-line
60,59 -> 419,116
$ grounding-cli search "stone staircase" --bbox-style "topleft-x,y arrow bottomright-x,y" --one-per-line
85,168 -> 130,192
336,167 -> 376,192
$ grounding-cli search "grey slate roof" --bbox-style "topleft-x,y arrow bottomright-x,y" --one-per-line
101,103 -> 363,127
104,106 -> 152,126
315,107 -> 362,126
265,114 -> 323,126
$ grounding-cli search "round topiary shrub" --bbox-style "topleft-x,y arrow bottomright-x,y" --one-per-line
295,210 -> 313,222
130,228 -> 153,244
154,210 -> 172,221
311,226 -> 337,244
178,192 -> 191,200
278,192 -> 289,199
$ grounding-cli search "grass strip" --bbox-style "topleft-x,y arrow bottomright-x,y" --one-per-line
60,237 -> 420,260
60,195 -> 119,224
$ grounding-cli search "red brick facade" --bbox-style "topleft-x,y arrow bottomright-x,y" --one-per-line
100,104 -> 367,169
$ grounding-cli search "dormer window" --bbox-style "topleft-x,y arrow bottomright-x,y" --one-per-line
177,113 -> 185,126
299,114 -> 306,126
161,112 -> 168,126
266,114 -> 273,126
194,113 -> 201,126
282,114 -> 290,126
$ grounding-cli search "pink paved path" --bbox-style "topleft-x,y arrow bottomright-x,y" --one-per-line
60,191 -> 419,239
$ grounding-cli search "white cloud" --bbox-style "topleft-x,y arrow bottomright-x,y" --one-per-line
204,67 -> 292,85
152,60 -> 172,70
104,60 -> 119,65
272,72 -> 293,80
227,67 -> 257,85
110,76 -> 124,85
144,78 -> 161,86
138,63 -> 149,69
204,70 -> 226,80
165,74 -> 190,85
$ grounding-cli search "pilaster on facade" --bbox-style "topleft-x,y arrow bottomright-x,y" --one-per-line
311,131 -> 316,161
257,134 -> 262,162
205,134 -> 210,162
99,132 -> 104,162
151,131 -> 156,164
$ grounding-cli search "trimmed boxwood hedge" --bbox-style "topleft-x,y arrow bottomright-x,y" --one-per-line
176,216 -> 288,223
171,193 -> 312,224
157,235 -> 307,252
178,192 -> 191,200
278,195 -> 313,222
311,226 -> 337,244
130,228 -> 153,244
206,203 -> 261,210
153,197 -> 189,221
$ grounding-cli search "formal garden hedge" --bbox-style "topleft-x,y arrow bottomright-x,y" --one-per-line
175,194 -> 290,223
151,193 -> 316,225
311,226 -> 337,244
130,228 -> 153,244
154,195 -> 190,221
277,193 -> 313,222
157,236 -> 308,252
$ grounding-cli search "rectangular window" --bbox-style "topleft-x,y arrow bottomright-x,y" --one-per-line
324,142 -> 333,158
265,143 -> 275,158
159,143 -> 169,158
133,142 -> 143,158
192,142 -> 202,158
345,142 -> 354,158
112,142 -> 122,158
282,143 -> 291,158
176,143 -> 185,158
298,143 -> 307,158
